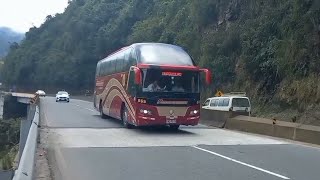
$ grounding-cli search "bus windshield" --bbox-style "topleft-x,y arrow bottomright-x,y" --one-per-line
142,69 -> 199,93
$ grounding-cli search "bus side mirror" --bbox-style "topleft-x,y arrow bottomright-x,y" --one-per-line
132,67 -> 142,85
200,69 -> 212,85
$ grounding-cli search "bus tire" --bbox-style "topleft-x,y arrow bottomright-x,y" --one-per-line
168,125 -> 180,131
99,102 -> 108,119
122,104 -> 133,129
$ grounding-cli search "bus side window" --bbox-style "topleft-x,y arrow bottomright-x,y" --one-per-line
105,61 -> 110,75
96,63 -> 100,77
127,70 -> 136,95
115,57 -> 118,73
100,61 -> 105,76
129,48 -> 137,67
116,54 -> 124,72
124,48 -> 131,71
104,61 -> 109,76
110,59 -> 115,74
116,56 -> 120,72
112,54 -> 122,73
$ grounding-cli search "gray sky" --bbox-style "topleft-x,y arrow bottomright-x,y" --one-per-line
0,0 -> 69,33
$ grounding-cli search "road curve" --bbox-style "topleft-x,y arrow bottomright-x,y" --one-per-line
40,97 -> 320,180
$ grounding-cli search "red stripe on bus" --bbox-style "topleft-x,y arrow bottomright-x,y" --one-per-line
102,84 -> 135,117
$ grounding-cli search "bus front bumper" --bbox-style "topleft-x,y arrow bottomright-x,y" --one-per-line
136,115 -> 200,126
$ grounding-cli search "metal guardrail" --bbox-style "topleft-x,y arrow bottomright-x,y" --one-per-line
13,106 -> 39,180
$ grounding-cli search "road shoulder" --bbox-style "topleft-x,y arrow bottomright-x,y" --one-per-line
35,99 -> 52,180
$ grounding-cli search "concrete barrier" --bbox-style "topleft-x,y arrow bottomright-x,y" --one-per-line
200,109 -> 230,128
18,105 -> 36,162
295,125 -> 320,145
200,108 -> 320,145
224,115 -> 320,145
13,106 -> 39,180
225,115 -> 275,136
200,109 -> 250,128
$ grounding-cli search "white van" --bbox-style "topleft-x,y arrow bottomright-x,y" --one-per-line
202,95 -> 251,116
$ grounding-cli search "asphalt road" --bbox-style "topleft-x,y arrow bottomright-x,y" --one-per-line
40,97 -> 122,128
40,97 -> 320,180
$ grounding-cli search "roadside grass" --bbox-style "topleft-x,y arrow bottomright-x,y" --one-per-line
0,119 -> 20,170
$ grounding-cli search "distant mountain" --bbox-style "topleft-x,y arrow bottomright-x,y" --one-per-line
0,27 -> 24,58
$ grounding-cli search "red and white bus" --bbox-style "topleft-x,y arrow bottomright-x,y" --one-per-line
94,43 -> 211,129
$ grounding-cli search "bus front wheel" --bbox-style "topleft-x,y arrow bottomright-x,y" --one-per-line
99,102 -> 108,119
122,105 -> 133,129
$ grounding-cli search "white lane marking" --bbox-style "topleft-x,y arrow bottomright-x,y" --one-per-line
192,146 -> 290,180
74,104 -> 95,112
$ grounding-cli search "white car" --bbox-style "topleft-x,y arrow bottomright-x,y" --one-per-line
36,90 -> 46,97
56,91 -> 70,102
202,95 -> 251,116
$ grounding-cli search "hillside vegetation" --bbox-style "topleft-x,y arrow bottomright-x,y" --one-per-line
2,0 -> 320,123
0,119 -> 20,170
0,27 -> 24,58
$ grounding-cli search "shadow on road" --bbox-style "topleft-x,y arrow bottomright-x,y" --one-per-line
134,126 -> 196,135
91,115 -> 211,135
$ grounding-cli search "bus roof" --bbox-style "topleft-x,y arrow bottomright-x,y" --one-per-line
133,43 -> 195,66
99,43 -> 196,66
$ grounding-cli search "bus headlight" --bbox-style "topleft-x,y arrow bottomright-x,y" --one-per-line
140,109 -> 152,115
190,110 -> 199,115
